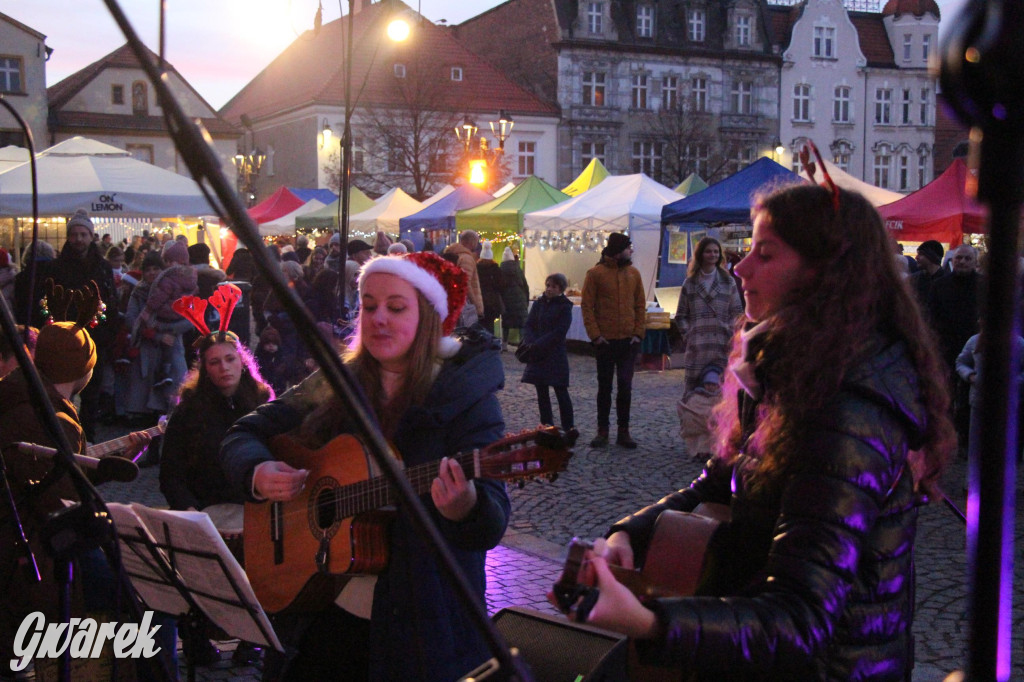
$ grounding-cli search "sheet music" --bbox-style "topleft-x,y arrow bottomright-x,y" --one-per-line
107,502 -> 282,651
105,503 -> 191,616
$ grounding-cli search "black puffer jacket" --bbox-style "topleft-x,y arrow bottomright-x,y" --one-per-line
609,338 -> 926,681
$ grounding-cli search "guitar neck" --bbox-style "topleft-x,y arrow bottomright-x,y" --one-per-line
86,424 -> 163,459
333,451 -> 478,519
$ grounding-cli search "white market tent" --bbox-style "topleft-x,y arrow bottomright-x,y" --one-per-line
349,187 -> 424,239
0,146 -> 29,174
0,136 -> 216,217
523,173 -> 680,300
420,184 -> 455,208
800,157 -> 903,207
259,198 -> 327,236
492,181 -> 516,198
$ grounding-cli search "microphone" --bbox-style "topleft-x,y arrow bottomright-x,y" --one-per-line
16,442 -> 139,483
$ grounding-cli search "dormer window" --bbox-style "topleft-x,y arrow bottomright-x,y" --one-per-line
688,9 -> 706,42
637,5 -> 653,38
111,84 -> 124,105
394,63 -> 406,78
735,15 -> 752,47
813,26 -> 835,58
451,67 -> 463,81
587,2 -> 603,34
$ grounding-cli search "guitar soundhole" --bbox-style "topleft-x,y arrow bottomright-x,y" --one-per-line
315,488 -> 336,529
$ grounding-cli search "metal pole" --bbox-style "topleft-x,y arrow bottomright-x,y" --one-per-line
339,0 -> 354,258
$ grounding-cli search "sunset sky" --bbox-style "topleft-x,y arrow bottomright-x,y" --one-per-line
8,0 -> 967,112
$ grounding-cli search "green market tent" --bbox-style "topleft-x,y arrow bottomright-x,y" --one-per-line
294,186 -> 375,231
455,176 -> 569,253
674,173 -> 708,196
562,158 -> 610,197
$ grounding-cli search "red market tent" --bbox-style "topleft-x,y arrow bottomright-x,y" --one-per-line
878,159 -> 987,248
248,187 -> 305,224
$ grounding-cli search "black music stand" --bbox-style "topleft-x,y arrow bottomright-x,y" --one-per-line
105,503 -> 282,682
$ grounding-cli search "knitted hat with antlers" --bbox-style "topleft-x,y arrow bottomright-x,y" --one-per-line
35,280 -> 102,383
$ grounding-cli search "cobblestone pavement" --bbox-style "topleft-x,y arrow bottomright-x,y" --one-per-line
90,350 -> 1022,681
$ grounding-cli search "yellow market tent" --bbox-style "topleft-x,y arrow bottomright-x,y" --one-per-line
562,158 -> 610,197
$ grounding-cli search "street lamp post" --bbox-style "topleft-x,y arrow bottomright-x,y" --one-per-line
453,110 -> 514,188
231,149 -> 265,207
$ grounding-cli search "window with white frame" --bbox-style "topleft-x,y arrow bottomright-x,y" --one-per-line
662,76 -> 679,110
518,141 -> 536,176
833,86 -> 851,123
920,88 -> 930,125
901,89 -> 912,124
732,144 -> 754,173
736,15 -> 752,47
631,74 -> 649,109
683,143 -> 710,178
873,151 -> 891,188
833,144 -> 852,171
688,9 -> 706,42
898,154 -> 910,190
875,88 -> 892,124
394,63 -> 406,78
692,77 -> 708,112
732,80 -> 752,114
793,83 -> 811,122
632,140 -> 663,177
583,72 -> 606,106
0,57 -> 22,93
918,152 -> 929,188
637,5 -> 653,37
581,141 -> 607,167
813,26 -> 835,58
922,34 -> 932,62
451,67 -> 463,81
903,34 -> 912,61
587,2 -> 603,33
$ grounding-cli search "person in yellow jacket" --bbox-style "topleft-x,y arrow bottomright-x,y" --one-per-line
580,232 -> 646,448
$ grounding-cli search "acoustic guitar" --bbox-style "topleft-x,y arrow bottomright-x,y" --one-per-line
552,503 -> 731,682
244,426 -> 573,613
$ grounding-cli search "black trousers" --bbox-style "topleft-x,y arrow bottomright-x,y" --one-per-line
594,338 -> 638,430
535,384 -> 574,430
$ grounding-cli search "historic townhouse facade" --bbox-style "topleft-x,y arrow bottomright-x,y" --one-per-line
0,11 -> 50,150
771,0 -> 939,190
553,0 -> 781,187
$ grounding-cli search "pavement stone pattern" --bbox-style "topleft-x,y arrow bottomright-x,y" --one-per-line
87,350 -> 1022,681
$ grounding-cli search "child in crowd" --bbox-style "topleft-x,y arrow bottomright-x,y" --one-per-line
677,363 -> 723,462
131,240 -> 197,386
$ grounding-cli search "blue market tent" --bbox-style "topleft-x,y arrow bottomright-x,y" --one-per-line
658,158 -> 802,286
290,188 -> 338,204
399,185 -> 493,252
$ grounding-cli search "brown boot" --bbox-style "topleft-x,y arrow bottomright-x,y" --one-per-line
590,428 -> 609,447
616,428 -> 637,449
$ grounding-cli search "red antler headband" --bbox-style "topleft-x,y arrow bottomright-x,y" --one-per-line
173,283 -> 242,345
798,140 -> 841,214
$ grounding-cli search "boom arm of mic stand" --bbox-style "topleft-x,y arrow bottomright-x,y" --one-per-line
101,2 -> 533,679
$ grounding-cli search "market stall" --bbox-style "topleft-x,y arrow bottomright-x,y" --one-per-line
800,158 -> 902,207
523,173 -> 680,300
659,158 -> 802,287
349,187 -> 423,240
455,175 -> 569,257
562,158 -> 609,197
399,185 -> 492,252
293,187 -> 376,233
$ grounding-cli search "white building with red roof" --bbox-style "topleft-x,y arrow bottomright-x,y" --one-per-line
219,0 -> 560,201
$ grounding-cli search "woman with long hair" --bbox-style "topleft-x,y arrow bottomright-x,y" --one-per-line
221,251 -> 510,681
675,236 -> 743,398
159,330 -> 273,512
564,184 -> 954,680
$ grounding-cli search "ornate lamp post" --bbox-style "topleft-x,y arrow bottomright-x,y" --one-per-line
231,149 -> 265,207
453,110 -> 514,187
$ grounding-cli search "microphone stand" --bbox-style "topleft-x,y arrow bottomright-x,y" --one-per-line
101,2 -> 534,679
940,1 -> 1022,679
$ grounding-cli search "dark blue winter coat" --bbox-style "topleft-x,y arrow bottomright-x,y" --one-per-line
220,330 -> 510,681
521,293 -> 572,388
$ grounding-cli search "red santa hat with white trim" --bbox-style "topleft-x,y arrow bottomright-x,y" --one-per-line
357,251 -> 468,357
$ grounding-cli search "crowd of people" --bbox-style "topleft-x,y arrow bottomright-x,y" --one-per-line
0,182 -> 1006,681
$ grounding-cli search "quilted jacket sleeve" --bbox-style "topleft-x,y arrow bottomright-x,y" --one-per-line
632,402 -> 911,679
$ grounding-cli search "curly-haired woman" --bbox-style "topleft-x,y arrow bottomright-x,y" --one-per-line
568,184 -> 954,681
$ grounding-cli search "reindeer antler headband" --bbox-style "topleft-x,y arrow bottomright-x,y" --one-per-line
798,140 -> 841,214
40,278 -> 107,328
173,283 -> 243,347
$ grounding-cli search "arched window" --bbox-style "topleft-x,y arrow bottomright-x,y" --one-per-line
132,81 -> 148,115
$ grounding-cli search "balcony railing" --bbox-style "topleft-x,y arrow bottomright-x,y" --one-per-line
768,0 -> 879,10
